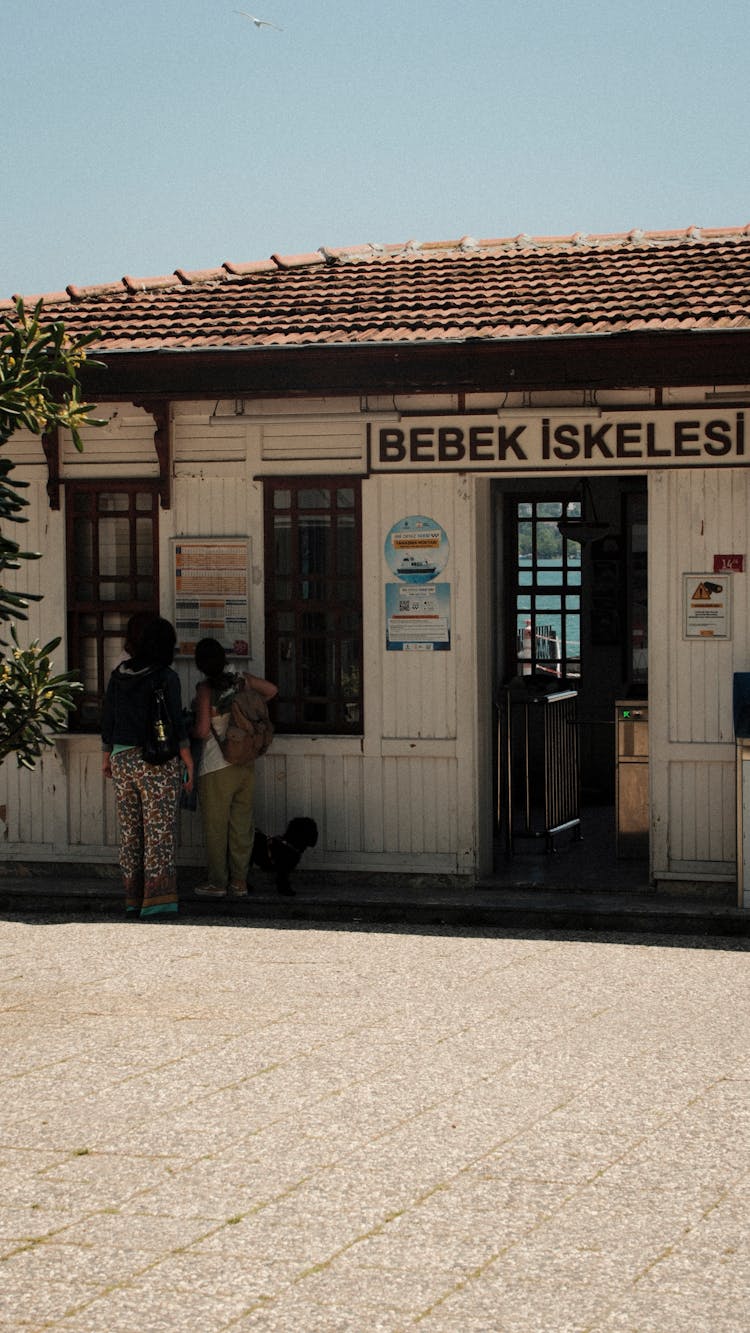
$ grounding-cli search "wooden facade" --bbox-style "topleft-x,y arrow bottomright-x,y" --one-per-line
3,385 -> 750,897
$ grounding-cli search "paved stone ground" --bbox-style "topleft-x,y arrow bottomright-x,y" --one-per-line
0,913 -> 748,1332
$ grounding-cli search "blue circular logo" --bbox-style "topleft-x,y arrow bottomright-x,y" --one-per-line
384,516 -> 449,583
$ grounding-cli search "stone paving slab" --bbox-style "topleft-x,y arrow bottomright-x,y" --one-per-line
0,916 -> 748,1331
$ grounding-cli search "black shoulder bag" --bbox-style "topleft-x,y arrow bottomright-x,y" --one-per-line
143,676 -> 180,766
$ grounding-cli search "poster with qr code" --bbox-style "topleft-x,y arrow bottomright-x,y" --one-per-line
385,583 -> 451,650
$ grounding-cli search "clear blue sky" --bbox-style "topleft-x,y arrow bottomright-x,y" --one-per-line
2,0 -> 748,298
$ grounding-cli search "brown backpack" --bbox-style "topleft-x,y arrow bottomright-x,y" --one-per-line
212,684 -> 274,765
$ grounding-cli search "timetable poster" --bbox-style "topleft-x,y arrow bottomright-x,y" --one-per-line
173,539 -> 250,657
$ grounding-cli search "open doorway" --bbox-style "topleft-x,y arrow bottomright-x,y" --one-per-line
492,475 -> 648,888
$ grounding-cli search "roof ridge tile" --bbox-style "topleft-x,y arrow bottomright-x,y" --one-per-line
171,267 -> 227,287
222,259 -> 277,276
270,250 -> 326,270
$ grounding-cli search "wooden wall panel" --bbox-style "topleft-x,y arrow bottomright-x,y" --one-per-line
377,472 -> 458,740
651,467 -> 749,879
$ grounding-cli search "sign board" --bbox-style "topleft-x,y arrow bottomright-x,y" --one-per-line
370,410 -> 748,473
714,554 -> 745,573
385,583 -> 451,651
683,572 -> 732,640
173,538 -> 251,657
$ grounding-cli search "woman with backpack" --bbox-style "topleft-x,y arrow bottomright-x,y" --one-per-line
101,616 -> 194,919
191,638 -> 278,899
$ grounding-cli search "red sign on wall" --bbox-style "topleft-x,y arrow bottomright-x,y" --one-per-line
714,554 -> 745,573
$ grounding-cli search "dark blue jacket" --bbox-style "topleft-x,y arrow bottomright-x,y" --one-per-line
101,662 -> 188,751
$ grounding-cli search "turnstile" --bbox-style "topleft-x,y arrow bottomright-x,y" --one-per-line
498,686 -> 581,855
615,700 -> 649,858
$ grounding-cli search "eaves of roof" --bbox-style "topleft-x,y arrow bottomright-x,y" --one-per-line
78,327 -> 750,402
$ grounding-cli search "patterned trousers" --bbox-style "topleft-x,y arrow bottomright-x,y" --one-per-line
111,748 -> 181,917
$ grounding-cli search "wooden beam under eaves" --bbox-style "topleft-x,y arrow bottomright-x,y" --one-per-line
134,399 -> 172,508
41,426 -> 61,509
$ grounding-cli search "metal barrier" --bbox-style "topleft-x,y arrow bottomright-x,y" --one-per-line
498,686 -> 581,854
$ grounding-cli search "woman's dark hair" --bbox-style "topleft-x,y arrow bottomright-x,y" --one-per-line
134,617 -> 177,669
195,637 -> 232,687
123,611 -> 155,659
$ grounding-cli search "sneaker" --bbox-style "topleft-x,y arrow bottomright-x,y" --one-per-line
194,884 -> 226,898
229,881 -> 249,898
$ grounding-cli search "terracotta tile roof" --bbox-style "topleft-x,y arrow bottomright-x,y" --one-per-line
4,226 -> 750,352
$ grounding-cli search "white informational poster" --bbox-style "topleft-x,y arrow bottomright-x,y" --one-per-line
683,572 -> 731,640
173,538 -> 251,657
385,583 -> 451,651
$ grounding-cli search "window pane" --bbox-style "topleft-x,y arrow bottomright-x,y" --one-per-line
273,516 -> 292,575
135,492 -> 154,511
299,489 -> 330,509
299,516 -> 331,576
74,520 -> 93,575
136,518 -> 154,573
98,492 -> 129,513
79,637 -> 98,695
99,516 -> 130,577
538,521 -> 562,564
273,490 -> 291,510
99,581 -> 124,602
337,515 -> 356,574
103,638 -> 123,679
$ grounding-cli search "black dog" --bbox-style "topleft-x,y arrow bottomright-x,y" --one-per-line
250,817 -> 318,896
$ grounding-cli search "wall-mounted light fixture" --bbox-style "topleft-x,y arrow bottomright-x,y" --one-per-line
557,479 -> 611,546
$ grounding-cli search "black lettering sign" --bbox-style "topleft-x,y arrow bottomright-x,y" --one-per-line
553,424 -> 580,460
584,423 -> 614,459
616,423 -> 643,458
498,425 -> 528,461
410,428 -> 435,462
704,419 -> 733,457
379,428 -> 406,462
674,421 -> 700,457
647,423 -> 669,457
469,426 -> 494,461
438,427 -> 465,462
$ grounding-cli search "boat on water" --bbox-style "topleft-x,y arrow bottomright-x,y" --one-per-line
396,555 -> 438,577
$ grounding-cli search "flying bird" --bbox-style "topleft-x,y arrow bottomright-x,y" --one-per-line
234,11 -> 283,29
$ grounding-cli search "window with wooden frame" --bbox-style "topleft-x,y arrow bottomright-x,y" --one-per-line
508,494 -> 582,681
264,478 -> 362,734
65,481 -> 160,728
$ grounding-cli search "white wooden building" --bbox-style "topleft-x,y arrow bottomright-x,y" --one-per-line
2,228 -> 750,901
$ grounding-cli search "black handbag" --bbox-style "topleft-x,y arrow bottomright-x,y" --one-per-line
143,682 -> 180,765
